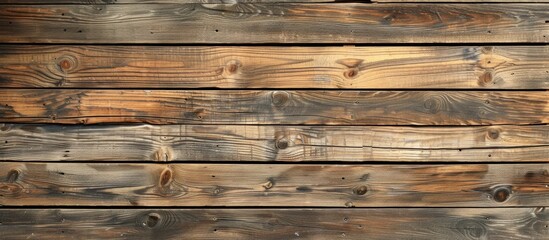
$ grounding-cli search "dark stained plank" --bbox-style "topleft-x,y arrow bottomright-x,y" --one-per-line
1,208 -> 548,239
1,163 -> 548,207
1,90 -> 547,125
2,124 -> 548,162
1,45 -> 547,89
0,4 -> 548,43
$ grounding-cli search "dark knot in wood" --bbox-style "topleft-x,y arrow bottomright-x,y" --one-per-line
493,187 -> 511,203
159,168 -> 173,187
275,138 -> 289,149
145,213 -> 161,228
344,68 -> 359,79
271,91 -> 290,107
487,128 -> 500,140
353,185 -> 368,195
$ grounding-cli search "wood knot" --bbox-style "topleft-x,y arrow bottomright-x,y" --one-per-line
159,168 -> 173,187
478,71 -> 493,86
455,219 -> 487,239
263,179 -> 274,189
423,97 -> 442,114
152,147 -> 172,162
225,60 -> 241,74
481,46 -> 493,54
275,138 -> 288,149
144,213 -> 161,228
345,201 -> 354,208
56,56 -> 77,73
492,187 -> 511,203
213,186 -> 223,196
6,169 -> 21,183
486,128 -> 500,140
271,91 -> 290,108
344,68 -> 359,79
353,185 -> 368,195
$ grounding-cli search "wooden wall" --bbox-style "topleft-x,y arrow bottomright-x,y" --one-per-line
0,0 -> 548,239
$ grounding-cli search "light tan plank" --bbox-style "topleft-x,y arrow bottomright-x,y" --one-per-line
0,46 -> 547,89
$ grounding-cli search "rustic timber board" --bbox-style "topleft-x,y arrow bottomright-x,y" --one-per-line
0,45 -> 547,89
1,208 -> 548,239
1,124 -> 548,162
1,163 -> 548,207
1,90 -> 547,125
0,4 -> 548,43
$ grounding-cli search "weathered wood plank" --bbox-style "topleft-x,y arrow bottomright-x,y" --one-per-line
376,0 -> 549,2
0,0 -> 332,3
1,45 -> 547,89
1,90 -> 547,125
1,124 -> 548,162
1,208 -> 548,239
1,163 -> 548,206
0,4 -> 548,43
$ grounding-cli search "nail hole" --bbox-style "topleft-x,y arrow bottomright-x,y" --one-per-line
211,175 -> 215,178
215,29 -> 219,32
488,154 -> 492,157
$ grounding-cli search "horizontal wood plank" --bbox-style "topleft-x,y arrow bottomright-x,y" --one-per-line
0,4 -> 548,43
1,124 -> 548,162
1,90 -> 547,125
1,208 -> 548,239
0,0 -> 332,3
375,0 -> 549,2
1,45 -> 547,89
1,163 -> 548,206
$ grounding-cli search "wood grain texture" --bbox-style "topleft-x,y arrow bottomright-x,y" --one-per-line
1,163 -> 548,207
0,4 -> 548,43
0,45 -> 547,89
0,0 -> 332,3
1,124 -> 548,162
1,90 -> 547,125
1,208 -> 548,239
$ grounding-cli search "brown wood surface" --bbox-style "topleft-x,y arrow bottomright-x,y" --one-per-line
1,208 -> 548,239
1,124 -> 548,162
0,0 -> 333,3
0,4 -> 548,44
0,45 -> 547,89
1,163 -> 548,207
1,90 -> 547,125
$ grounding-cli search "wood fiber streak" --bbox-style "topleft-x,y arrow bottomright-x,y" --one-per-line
1,163 -> 548,207
0,46 -> 547,89
0,4 -> 548,43
1,124 -> 548,162
1,208 -> 548,239
1,90 -> 547,125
